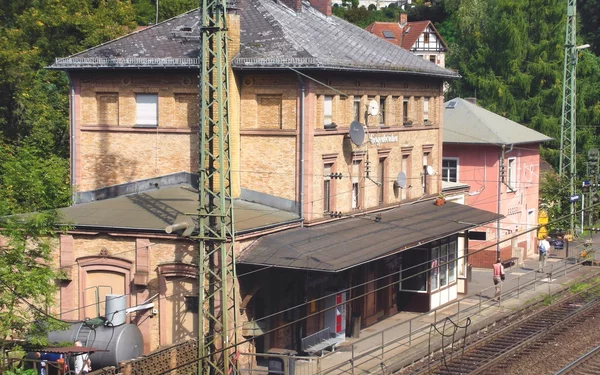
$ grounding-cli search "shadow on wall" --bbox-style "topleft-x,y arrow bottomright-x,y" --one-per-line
94,130 -> 139,190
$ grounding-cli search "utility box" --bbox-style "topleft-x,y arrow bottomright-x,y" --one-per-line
267,348 -> 296,375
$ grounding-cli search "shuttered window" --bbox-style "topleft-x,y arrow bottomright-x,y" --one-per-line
136,94 -> 158,126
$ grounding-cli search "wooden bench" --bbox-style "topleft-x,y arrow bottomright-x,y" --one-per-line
502,257 -> 519,270
301,327 -> 344,356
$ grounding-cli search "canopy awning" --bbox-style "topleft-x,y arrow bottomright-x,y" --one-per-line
238,201 -> 501,272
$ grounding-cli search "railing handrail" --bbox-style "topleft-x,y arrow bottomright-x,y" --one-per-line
319,259 -> 590,375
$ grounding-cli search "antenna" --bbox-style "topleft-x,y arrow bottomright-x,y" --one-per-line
349,121 -> 365,146
394,171 -> 407,188
368,99 -> 379,116
425,165 -> 436,176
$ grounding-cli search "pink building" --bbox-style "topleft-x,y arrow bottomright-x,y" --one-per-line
442,98 -> 552,267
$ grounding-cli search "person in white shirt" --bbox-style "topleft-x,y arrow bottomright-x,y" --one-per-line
74,340 -> 91,375
538,236 -> 551,272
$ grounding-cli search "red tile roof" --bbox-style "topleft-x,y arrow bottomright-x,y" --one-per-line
365,20 -> 447,51
364,22 -> 403,47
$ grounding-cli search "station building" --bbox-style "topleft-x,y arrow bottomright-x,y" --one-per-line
49,0 -> 499,354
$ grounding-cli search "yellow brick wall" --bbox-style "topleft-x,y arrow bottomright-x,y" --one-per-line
239,135 -> 297,201
303,75 -> 442,221
79,73 -> 198,128
239,74 -> 298,130
79,131 -> 198,191
74,69 -> 443,219
53,233 -> 252,353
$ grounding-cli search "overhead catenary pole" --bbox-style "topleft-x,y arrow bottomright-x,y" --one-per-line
196,0 -> 238,373
497,145 -> 505,261
558,0 -> 577,235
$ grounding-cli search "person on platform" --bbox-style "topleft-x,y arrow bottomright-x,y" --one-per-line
492,258 -> 505,302
538,236 -> 550,272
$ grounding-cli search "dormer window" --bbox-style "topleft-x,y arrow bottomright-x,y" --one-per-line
382,30 -> 395,39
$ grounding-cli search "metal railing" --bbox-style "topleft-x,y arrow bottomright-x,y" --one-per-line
52,57 -> 200,67
238,258 -> 597,375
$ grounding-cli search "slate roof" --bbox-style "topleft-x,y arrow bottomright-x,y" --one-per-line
49,0 -> 458,78
57,185 -> 299,234
365,20 -> 447,51
443,98 -> 553,145
238,200 -> 501,272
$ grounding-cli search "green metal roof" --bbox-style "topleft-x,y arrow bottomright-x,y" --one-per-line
58,185 -> 299,234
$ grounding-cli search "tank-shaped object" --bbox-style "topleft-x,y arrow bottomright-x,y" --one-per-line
105,294 -> 127,326
48,323 -> 143,368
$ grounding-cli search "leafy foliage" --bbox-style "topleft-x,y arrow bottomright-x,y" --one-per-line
0,212 -> 68,365
0,0 -> 139,215
539,171 -> 571,231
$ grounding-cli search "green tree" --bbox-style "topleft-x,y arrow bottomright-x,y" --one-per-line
578,0 -> 600,55
0,212 -> 67,365
0,0 -> 138,215
0,143 -> 70,216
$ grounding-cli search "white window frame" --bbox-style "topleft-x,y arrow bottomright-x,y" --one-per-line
442,158 -> 458,182
507,157 -> 517,191
136,93 -> 158,127
379,97 -> 386,125
351,160 -> 361,209
353,96 -> 361,122
448,241 -> 457,283
439,244 -> 448,287
323,95 -> 333,125
423,97 -> 429,123
399,248 -> 428,293
430,246 -> 439,291
324,163 -> 332,213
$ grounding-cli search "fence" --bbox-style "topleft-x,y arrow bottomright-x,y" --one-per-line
236,259 -> 592,375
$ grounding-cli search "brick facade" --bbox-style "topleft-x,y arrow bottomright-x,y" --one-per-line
71,67 -> 445,222
55,9 -> 457,360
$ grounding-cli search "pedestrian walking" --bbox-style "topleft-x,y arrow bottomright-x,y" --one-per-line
538,236 -> 550,272
492,258 -> 505,302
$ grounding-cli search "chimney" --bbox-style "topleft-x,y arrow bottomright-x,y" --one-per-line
310,0 -> 332,16
279,0 -> 302,12
465,97 -> 477,105
399,13 -> 407,26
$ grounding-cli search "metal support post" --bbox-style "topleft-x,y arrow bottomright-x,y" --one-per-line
196,0 -> 238,373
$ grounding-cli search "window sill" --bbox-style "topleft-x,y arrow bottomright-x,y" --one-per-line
134,124 -> 159,128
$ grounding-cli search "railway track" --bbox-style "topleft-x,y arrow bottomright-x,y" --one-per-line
408,283 -> 600,375
553,344 -> 600,375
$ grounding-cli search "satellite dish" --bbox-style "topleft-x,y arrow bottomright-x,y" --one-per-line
425,165 -> 435,176
394,172 -> 407,188
349,121 -> 365,146
368,99 -> 379,116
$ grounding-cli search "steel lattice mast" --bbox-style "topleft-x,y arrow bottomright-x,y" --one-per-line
196,0 -> 238,373
559,0 -> 577,234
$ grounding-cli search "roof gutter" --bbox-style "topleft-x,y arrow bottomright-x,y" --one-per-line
48,64 -> 460,80
232,65 -> 461,80
66,72 -> 76,204
59,217 -> 304,237
297,73 -> 306,225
